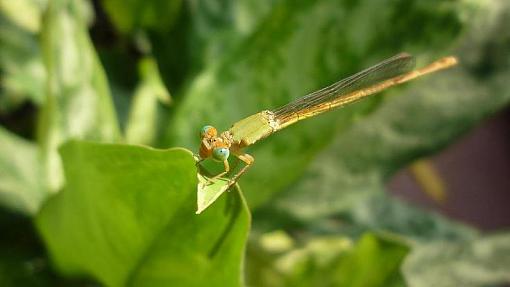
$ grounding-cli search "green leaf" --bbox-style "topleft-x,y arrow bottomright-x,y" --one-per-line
100,0 -> 182,34
125,57 -> 171,145
38,0 -> 120,193
333,233 -> 409,287
403,233 -> 510,287
196,172 -> 232,214
0,0 -> 46,33
165,0 -> 470,210
246,232 -> 409,287
195,156 -> 251,214
36,141 -> 250,287
270,0 -> 510,220
0,15 -> 45,112
188,0 -> 278,68
338,192 -> 478,242
0,126 -> 43,214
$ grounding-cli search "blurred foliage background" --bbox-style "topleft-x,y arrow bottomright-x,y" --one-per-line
0,0 -> 510,286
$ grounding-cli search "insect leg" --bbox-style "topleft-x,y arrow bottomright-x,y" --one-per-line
226,153 -> 254,188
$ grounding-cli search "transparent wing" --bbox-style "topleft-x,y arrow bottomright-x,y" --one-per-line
272,53 -> 416,126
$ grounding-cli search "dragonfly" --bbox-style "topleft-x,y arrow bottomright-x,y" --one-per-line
197,53 -> 458,187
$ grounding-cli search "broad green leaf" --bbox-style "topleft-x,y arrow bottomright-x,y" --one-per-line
403,233 -> 510,287
100,0 -> 182,33
38,0 -> 120,193
246,232 -> 408,287
0,126 -> 42,214
125,57 -> 171,145
165,0 -> 471,210
36,141 -> 250,287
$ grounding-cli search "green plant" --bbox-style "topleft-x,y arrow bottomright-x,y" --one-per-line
1,0 -> 510,286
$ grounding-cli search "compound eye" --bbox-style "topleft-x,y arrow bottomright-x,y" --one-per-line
212,147 -> 229,162
200,125 -> 217,138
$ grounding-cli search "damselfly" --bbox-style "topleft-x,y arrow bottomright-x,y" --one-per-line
197,53 -> 457,186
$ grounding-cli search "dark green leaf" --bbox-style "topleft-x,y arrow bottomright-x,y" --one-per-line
100,0 -> 182,33
0,209 -> 89,286
0,246 -> 51,287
